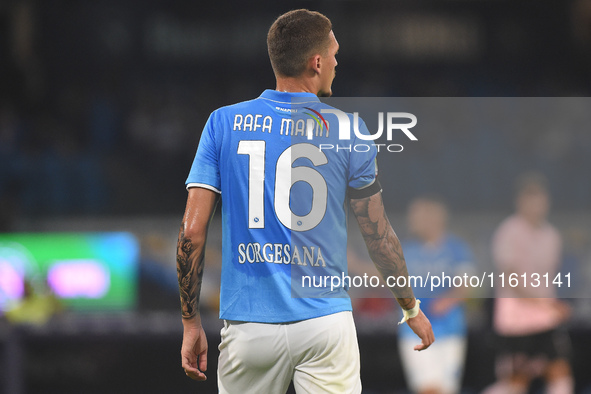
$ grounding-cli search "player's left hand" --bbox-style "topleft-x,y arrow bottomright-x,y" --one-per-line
181,320 -> 208,381
406,309 -> 435,351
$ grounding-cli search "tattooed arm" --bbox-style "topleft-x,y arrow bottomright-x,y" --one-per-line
350,191 -> 434,350
178,187 -> 219,380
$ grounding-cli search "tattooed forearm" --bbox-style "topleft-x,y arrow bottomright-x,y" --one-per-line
176,223 -> 205,320
351,193 -> 415,309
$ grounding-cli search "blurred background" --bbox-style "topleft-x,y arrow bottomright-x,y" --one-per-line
1,0 -> 590,393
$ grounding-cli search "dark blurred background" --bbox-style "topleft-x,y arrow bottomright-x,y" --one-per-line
1,0 -> 591,393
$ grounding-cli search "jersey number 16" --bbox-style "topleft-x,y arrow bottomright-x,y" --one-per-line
237,140 -> 328,232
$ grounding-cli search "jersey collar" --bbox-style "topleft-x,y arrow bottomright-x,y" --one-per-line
259,89 -> 320,105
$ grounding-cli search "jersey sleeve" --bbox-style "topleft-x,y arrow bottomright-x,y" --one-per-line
186,111 -> 222,193
347,117 -> 379,197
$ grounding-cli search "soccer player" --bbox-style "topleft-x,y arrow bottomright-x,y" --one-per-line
398,196 -> 474,394
484,173 -> 573,394
176,9 -> 434,393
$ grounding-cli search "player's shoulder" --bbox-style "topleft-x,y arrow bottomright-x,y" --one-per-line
306,101 -> 373,141
212,97 -> 262,116
312,100 -> 359,121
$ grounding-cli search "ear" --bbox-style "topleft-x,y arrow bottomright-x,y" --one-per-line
309,54 -> 322,75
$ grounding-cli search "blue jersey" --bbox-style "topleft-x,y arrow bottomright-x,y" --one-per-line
399,235 -> 474,338
186,90 -> 377,323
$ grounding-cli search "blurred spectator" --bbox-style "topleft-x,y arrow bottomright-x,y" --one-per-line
484,172 -> 573,394
397,196 -> 474,394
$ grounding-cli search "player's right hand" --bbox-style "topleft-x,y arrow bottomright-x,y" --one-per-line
406,310 -> 435,351
181,322 -> 208,381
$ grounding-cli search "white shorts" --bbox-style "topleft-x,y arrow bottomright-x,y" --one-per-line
398,335 -> 467,394
218,311 -> 361,394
